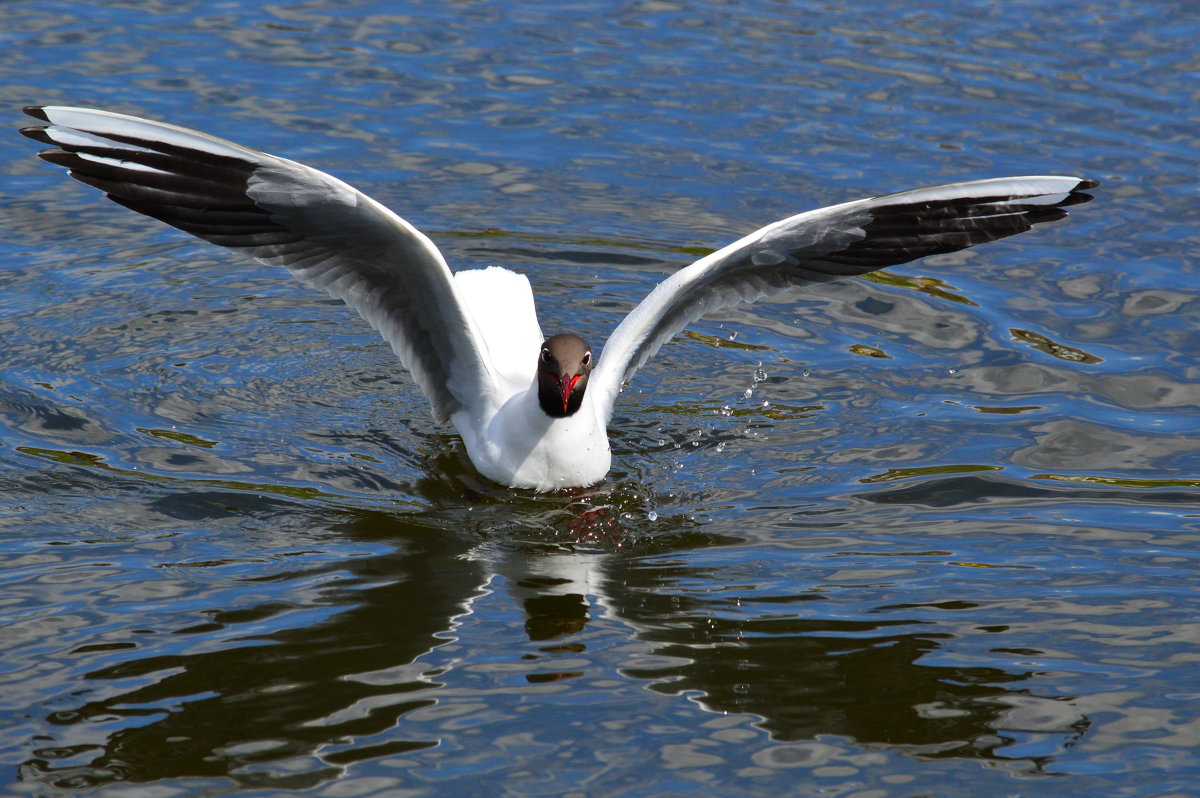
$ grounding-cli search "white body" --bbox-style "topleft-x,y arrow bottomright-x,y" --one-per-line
455,385 -> 611,491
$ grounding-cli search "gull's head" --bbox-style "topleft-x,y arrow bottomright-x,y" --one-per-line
536,333 -> 592,418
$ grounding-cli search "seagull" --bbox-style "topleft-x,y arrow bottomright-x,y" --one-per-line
20,106 -> 1097,491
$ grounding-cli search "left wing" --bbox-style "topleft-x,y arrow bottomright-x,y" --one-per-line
20,106 -> 501,422
589,176 -> 1098,421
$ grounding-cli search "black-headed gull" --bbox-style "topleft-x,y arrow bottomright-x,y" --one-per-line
20,106 -> 1097,491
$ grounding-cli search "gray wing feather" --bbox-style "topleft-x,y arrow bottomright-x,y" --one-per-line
21,106 -> 496,422
591,176 -> 1098,420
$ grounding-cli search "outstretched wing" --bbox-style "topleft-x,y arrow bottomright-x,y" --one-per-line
21,105 -> 497,422
589,176 -> 1098,421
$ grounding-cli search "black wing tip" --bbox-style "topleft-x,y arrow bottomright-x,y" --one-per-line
23,106 -> 50,122
1062,178 -> 1100,208
35,148 -> 74,167
19,125 -> 52,144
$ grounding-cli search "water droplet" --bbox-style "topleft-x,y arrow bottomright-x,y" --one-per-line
716,441 -> 726,452
802,368 -> 811,377
743,389 -> 753,400
647,511 -> 658,521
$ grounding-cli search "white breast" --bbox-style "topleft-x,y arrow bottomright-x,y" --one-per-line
454,387 -> 611,492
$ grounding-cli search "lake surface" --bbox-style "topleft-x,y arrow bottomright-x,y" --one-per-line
2,1 -> 1198,795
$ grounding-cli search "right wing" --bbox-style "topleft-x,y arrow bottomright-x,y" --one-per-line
590,176 -> 1098,421
21,106 -> 498,422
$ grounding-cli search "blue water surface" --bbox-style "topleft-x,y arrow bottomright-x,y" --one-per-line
1,1 -> 1198,796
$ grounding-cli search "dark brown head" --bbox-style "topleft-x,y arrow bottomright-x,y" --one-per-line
536,333 -> 593,418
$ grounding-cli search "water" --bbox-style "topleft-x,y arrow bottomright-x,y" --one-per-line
1,1 -> 1198,795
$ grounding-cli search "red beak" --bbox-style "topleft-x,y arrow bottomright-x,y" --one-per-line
559,373 -> 580,411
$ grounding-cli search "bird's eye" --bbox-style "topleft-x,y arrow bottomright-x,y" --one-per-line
540,348 -> 552,363
581,351 -> 592,366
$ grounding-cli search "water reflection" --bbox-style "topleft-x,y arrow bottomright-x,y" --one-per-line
607,573 -> 1085,762
23,499 -> 1090,790
21,507 -> 479,789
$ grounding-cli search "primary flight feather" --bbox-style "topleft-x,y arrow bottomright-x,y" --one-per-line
20,106 -> 1097,490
